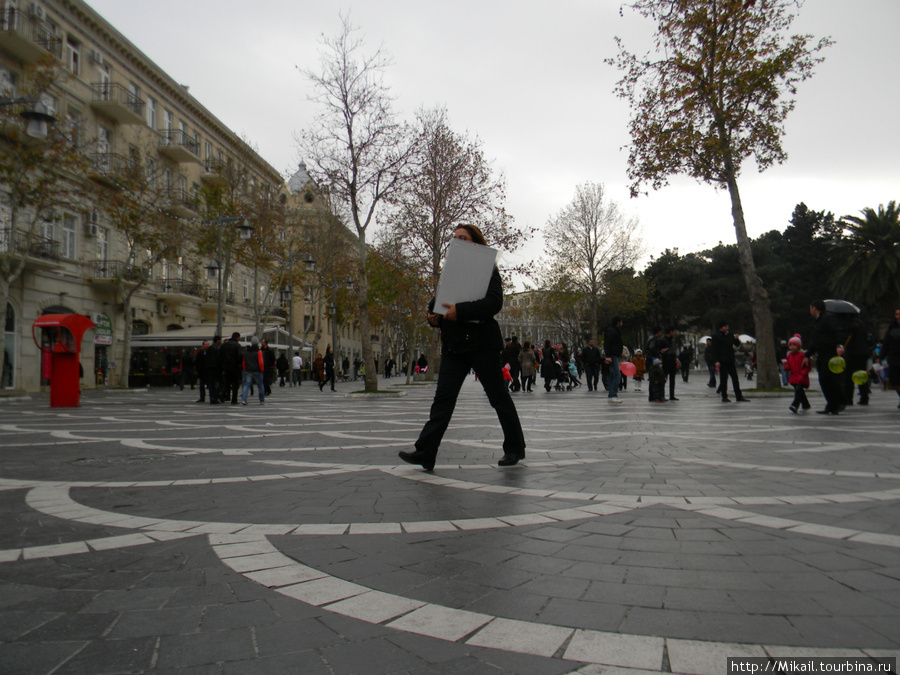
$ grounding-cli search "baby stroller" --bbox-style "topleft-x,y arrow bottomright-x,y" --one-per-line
554,360 -> 572,391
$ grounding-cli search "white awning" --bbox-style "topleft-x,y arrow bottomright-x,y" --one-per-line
130,324 -> 312,351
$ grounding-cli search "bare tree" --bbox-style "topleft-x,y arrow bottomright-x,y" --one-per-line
608,0 -> 832,388
381,106 -> 527,376
298,15 -> 417,392
543,182 -> 643,341
92,134 -> 193,387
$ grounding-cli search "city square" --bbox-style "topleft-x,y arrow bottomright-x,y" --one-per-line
1,376 -> 898,674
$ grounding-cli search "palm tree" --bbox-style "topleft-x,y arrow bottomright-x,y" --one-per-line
830,201 -> 900,314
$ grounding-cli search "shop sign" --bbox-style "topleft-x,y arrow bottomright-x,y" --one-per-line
93,313 -> 113,345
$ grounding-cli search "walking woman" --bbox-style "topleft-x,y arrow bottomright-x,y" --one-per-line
518,341 -> 537,392
540,339 -> 558,392
399,224 -> 526,470
323,345 -> 336,392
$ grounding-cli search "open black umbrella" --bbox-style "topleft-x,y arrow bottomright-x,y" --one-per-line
824,299 -> 860,315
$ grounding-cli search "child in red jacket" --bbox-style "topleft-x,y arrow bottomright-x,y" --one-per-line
783,334 -> 811,413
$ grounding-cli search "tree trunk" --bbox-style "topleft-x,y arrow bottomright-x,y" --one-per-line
724,174 -> 779,390
356,232 -> 378,392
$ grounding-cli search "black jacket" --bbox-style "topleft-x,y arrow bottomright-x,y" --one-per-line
807,311 -> 843,361
604,324 -> 624,361
429,267 -> 504,355
711,330 -> 740,364
221,338 -> 243,371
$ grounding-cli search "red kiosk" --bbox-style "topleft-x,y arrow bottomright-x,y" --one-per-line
32,314 -> 96,407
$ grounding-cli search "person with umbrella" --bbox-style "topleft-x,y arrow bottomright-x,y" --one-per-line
805,300 -> 846,414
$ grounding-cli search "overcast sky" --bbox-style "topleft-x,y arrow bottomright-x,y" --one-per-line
86,0 -> 899,284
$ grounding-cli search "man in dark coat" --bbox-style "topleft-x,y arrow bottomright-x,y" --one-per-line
659,326 -> 679,400
805,300 -> 846,414
603,317 -> 624,402
220,332 -> 243,405
712,322 -> 748,403
508,336 -> 522,391
194,340 -> 210,403
582,338 -> 602,392
260,338 -> 276,396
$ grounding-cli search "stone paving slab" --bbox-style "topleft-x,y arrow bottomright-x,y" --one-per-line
1,374 -> 899,673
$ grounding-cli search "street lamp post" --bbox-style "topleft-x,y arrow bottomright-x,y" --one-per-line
0,97 -> 57,139
321,275 -> 354,376
203,217 -> 251,339
281,252 -> 316,386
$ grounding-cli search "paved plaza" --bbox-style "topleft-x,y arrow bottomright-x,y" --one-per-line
1,373 -> 899,674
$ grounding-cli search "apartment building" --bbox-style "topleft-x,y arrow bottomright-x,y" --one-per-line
1,0 -> 284,392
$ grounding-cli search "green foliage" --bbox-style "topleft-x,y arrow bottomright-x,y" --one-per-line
830,201 -> 900,316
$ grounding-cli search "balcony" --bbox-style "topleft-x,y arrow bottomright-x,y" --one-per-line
87,152 -> 139,188
157,129 -> 200,164
200,157 -> 229,187
90,82 -> 146,125
157,278 -> 203,301
0,228 -> 60,267
83,260 -> 142,285
161,187 -> 199,218
0,8 -> 62,62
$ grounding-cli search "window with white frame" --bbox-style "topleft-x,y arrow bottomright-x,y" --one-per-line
145,96 -> 156,128
66,36 -> 81,75
163,108 -> 173,132
242,278 -> 249,300
39,211 -> 54,241
61,213 -> 76,258
96,227 -> 108,262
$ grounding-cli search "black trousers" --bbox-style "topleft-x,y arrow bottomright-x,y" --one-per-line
718,361 -> 743,399
584,364 -> 600,391
415,349 -> 525,460
818,367 -> 844,412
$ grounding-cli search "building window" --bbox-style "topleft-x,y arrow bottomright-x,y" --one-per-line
205,141 -> 212,160
96,227 -> 108,263
163,109 -> 173,132
145,96 -> 156,128
242,278 -> 249,300
66,36 -> 81,75
62,214 -> 76,258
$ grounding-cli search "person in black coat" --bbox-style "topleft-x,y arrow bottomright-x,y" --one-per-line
582,338 -> 602,392
882,308 -> 900,409
711,322 -> 748,403
805,300 -> 846,414
603,317 -> 625,401
659,326 -> 679,400
540,339 -> 559,392
220,332 -> 243,405
400,224 -> 526,470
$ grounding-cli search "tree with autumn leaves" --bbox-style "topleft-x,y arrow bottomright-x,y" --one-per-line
609,0 -> 832,388
0,59 -> 89,342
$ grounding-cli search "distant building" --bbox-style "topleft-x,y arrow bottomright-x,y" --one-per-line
1,0 -> 282,391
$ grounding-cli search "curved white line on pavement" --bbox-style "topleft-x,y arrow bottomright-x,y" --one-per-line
207,534 -> 885,669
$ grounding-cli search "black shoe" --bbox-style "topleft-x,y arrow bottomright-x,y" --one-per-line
789,405 -> 798,414
735,397 -> 749,402
670,396 -> 679,401
816,409 -> 837,415
196,399 -> 204,403
722,397 -> 731,402
398,450 -> 435,471
858,399 -> 869,405
498,453 -> 522,467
